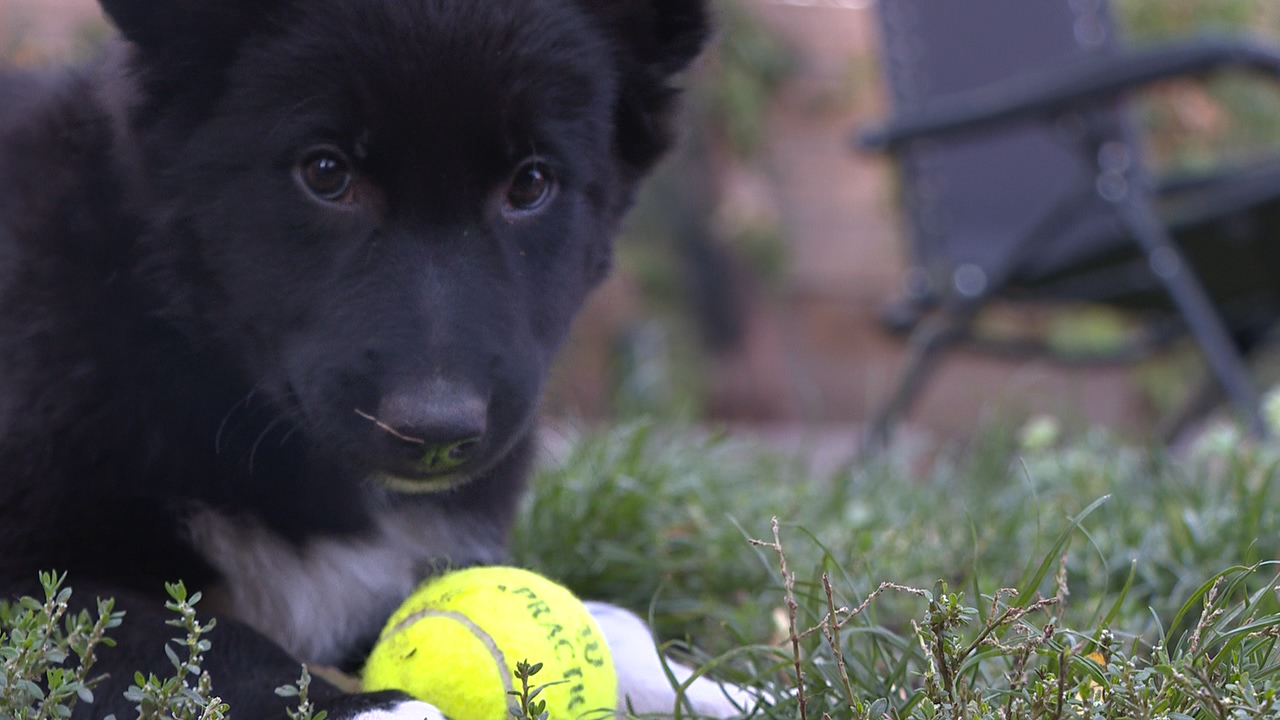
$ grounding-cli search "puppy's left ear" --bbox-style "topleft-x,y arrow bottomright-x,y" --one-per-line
578,0 -> 713,175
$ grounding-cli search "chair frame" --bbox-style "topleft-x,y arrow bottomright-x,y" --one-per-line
860,38 -> 1280,445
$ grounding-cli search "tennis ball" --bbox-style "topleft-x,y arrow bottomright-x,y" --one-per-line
362,566 -> 617,720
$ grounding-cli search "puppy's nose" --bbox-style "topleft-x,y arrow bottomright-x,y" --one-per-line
370,386 -> 487,475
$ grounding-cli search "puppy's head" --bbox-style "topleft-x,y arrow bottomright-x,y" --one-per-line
105,0 -> 710,489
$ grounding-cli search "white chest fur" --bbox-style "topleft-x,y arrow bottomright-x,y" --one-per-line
186,506 -> 506,665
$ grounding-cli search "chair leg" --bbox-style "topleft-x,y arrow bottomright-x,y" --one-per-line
864,309 -> 971,452
1111,188 -> 1265,436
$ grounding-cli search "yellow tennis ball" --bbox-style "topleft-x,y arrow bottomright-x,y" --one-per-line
362,566 -> 617,720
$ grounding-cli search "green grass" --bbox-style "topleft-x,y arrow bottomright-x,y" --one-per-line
514,420 -> 1280,718
8,419 -> 1280,718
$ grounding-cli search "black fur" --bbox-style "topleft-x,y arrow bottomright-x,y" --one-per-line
0,1 -> 709,717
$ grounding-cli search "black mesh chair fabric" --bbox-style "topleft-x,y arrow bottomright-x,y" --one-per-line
862,0 -> 1280,443
881,0 -> 1124,295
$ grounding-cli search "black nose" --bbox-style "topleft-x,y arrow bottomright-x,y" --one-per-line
367,385 -> 487,476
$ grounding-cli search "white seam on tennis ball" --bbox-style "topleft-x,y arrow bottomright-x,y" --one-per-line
383,608 -> 516,699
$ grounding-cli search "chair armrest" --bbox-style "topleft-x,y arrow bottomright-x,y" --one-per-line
858,37 -> 1280,151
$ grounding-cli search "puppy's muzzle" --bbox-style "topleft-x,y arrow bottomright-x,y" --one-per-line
360,383 -> 487,483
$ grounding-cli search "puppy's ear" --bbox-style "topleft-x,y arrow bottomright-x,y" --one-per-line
99,0 -> 280,63
579,0 -> 713,175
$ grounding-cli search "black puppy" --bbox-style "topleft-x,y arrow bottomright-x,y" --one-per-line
0,1 -> 740,717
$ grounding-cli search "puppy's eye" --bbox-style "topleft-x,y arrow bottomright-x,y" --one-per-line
298,148 -> 354,202
504,161 -> 556,216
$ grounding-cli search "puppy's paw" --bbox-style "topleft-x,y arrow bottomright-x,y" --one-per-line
587,602 -> 755,718
349,702 -> 446,720
321,691 -> 448,720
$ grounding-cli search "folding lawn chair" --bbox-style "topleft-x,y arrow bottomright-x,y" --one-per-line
858,0 -> 1280,446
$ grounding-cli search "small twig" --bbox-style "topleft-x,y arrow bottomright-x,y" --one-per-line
988,587 -> 1019,625
1054,650 -> 1066,720
1054,554 -> 1071,604
791,580 -> 926,642
1187,578 -> 1224,655
820,574 -> 857,710
846,581 -> 928,621
354,408 -> 425,444
965,594 -> 1061,660
911,618 -> 940,701
1167,664 -> 1230,719
749,518 -> 808,720
926,600 -> 959,717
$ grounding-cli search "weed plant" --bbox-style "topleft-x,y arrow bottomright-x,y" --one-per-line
516,420 -> 1280,718
7,419 -> 1280,718
0,572 -> 121,719
0,579 -> 321,720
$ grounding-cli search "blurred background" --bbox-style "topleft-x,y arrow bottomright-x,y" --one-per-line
7,0 -> 1280,448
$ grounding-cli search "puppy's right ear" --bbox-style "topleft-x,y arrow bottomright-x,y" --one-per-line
576,0 -> 713,177
99,0 -> 280,63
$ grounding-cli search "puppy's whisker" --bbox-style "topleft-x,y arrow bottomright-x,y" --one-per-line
354,408 -> 425,444
277,421 -> 303,448
248,415 -> 289,475
267,94 -> 328,140
215,386 -> 278,454
216,388 -> 260,454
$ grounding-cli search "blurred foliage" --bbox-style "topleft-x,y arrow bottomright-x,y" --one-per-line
1115,0 -> 1280,174
607,0 -> 797,420
1115,0 -> 1280,41
1044,306 -> 1134,358
698,0 -> 797,160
